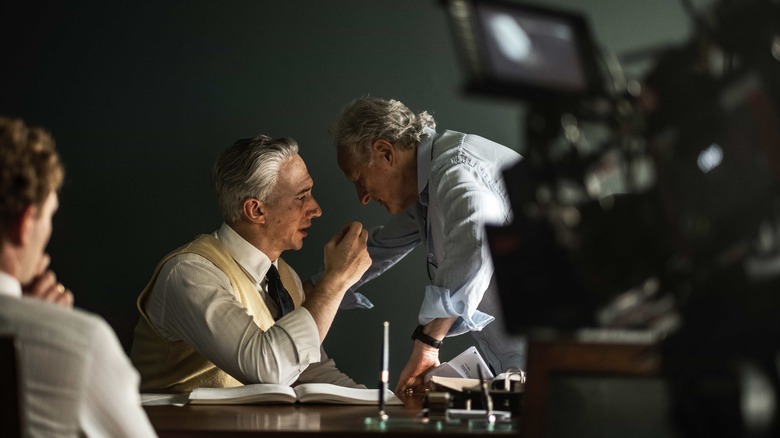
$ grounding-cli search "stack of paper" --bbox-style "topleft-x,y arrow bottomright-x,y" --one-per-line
423,346 -> 494,383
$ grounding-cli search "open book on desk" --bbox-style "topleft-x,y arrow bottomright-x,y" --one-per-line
189,382 -> 403,406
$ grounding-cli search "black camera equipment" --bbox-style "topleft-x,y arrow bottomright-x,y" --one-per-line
444,0 -> 780,435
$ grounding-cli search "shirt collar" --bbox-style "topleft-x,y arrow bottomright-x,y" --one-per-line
416,127 -> 437,205
216,223 -> 275,283
0,271 -> 22,298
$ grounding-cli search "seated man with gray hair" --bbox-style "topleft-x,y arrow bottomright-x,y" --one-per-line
131,135 -> 371,392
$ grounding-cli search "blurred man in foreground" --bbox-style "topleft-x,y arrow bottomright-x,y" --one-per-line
0,116 -> 155,437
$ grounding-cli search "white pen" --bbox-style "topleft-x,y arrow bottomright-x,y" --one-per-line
379,321 -> 389,419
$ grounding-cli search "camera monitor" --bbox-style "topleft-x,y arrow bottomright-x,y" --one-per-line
445,0 -> 603,101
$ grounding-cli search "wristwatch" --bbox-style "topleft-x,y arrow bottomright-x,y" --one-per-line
411,324 -> 443,349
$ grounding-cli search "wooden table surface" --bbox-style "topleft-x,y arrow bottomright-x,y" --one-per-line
145,394 -> 520,437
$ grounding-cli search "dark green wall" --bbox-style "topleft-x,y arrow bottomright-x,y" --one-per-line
1,0 -> 691,386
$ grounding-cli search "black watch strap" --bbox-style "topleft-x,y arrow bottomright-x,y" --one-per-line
411,324 -> 443,349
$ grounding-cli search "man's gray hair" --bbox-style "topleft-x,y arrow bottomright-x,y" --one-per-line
332,97 -> 436,165
212,135 -> 299,223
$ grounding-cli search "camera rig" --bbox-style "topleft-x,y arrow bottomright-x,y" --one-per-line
445,0 -> 780,435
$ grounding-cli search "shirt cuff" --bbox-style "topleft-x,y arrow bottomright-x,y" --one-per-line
418,285 -> 495,336
340,290 -> 374,309
275,308 -> 321,366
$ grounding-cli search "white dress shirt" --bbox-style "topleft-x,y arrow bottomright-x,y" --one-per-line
143,223 -> 360,387
0,271 -> 157,437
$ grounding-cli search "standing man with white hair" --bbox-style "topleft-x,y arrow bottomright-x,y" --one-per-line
328,97 -> 525,394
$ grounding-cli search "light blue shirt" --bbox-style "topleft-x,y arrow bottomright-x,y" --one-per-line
341,128 -> 522,337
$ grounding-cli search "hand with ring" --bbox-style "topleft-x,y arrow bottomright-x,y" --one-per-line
22,254 -> 74,308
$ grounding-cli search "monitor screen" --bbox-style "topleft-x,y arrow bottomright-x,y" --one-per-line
446,0 -> 602,101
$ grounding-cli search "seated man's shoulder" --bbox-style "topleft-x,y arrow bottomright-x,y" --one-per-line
0,295 -> 116,350
154,252 -> 229,295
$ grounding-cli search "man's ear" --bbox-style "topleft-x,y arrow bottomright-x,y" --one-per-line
11,205 -> 37,246
371,139 -> 395,165
242,198 -> 265,225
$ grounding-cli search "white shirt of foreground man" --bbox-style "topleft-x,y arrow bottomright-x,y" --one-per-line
0,273 -> 156,437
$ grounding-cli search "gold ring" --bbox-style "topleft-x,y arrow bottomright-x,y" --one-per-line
56,283 -> 65,294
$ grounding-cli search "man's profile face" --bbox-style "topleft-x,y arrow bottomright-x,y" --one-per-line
262,154 -> 322,253
20,191 -> 58,284
337,145 -> 418,215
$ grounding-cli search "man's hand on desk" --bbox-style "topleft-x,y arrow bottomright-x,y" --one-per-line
395,340 -> 440,395
396,318 -> 458,395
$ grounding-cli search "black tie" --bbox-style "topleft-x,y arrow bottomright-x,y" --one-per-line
266,264 -> 294,318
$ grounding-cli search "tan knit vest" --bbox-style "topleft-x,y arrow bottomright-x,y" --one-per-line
130,234 -> 302,393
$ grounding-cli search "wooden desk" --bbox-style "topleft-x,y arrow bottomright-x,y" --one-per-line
145,395 -> 520,437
